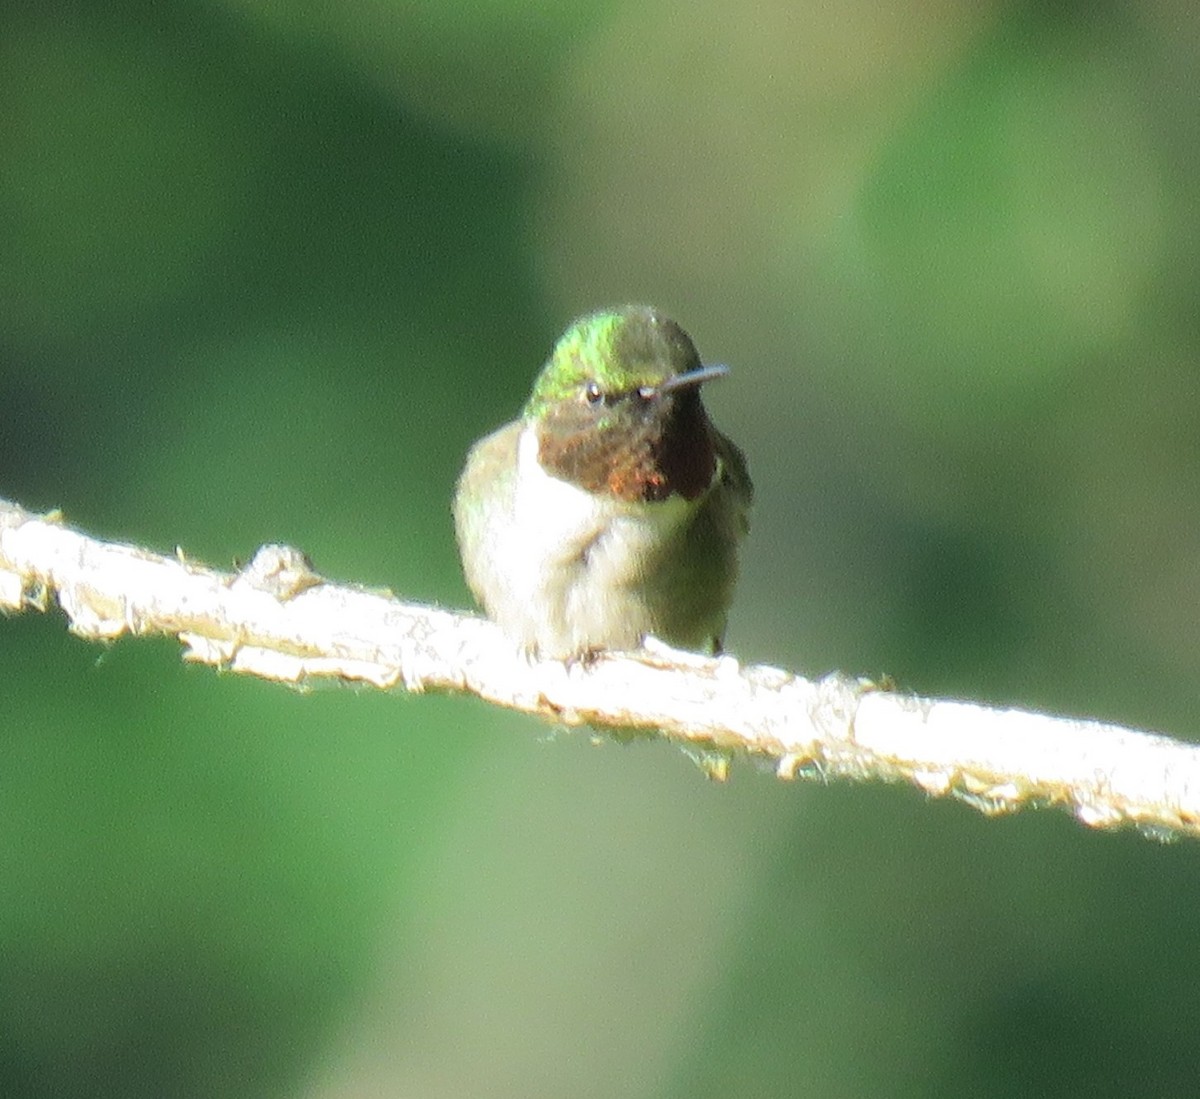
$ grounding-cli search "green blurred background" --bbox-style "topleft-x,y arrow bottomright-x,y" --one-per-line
3,0 -> 1200,1095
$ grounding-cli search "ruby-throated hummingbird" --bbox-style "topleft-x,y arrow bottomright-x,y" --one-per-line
453,305 -> 752,659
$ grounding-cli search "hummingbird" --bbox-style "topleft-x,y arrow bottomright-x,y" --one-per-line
453,305 -> 752,660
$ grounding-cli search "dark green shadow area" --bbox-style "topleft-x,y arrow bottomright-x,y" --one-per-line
0,610 -> 476,1098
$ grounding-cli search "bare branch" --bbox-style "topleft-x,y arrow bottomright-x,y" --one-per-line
2,496 -> 1197,839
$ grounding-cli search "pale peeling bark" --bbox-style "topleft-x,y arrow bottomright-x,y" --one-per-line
2,496 -> 1198,839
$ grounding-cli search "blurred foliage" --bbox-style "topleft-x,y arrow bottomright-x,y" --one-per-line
3,0 -> 1200,1096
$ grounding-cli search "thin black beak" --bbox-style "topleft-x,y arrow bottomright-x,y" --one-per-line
639,363 -> 729,399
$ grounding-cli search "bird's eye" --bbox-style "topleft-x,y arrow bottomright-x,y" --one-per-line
584,381 -> 603,405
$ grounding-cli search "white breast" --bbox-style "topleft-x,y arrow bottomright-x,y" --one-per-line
483,425 -> 693,653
